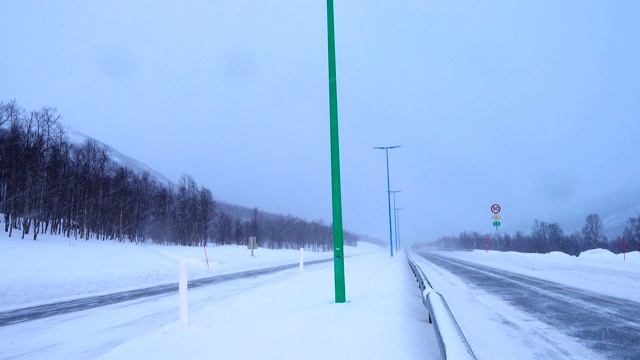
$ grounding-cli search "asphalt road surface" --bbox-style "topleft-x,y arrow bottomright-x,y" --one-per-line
417,251 -> 640,360
0,258 -> 332,327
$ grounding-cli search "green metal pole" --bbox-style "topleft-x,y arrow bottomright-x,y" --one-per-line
385,151 -> 393,257
326,0 -> 346,303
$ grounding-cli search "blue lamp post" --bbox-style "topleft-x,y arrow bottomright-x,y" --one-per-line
374,146 -> 400,257
395,207 -> 402,252
390,190 -> 401,252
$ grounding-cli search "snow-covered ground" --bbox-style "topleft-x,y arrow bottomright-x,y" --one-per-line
0,232 -> 341,311
2,231 -> 638,359
424,248 -> 640,302
0,232 -> 439,359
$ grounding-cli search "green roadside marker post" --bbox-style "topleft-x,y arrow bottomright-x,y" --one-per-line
326,0 -> 346,303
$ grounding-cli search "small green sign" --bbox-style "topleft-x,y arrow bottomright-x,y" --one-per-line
493,221 -> 501,226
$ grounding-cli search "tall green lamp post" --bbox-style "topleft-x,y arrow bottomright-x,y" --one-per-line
326,0 -> 346,303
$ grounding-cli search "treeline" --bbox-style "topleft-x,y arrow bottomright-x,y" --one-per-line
214,207 -> 359,251
257,214 -> 359,251
433,213 -> 639,256
0,100 -> 360,250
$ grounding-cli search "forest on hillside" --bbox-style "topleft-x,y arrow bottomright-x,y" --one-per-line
0,100 -> 360,250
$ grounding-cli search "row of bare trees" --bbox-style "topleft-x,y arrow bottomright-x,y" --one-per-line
0,100 -> 216,244
0,101 -> 361,250
215,205 -> 360,251
434,213 -> 638,256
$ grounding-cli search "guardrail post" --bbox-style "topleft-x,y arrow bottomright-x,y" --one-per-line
427,292 -> 476,359
407,252 -> 476,359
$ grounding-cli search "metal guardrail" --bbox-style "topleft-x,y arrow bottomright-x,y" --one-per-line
407,252 -> 477,360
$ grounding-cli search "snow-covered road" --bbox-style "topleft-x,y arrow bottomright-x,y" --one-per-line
0,258 -> 333,327
0,264 -> 315,359
417,251 -> 640,360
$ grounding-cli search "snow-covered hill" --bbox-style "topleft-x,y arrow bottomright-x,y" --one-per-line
64,125 -> 173,186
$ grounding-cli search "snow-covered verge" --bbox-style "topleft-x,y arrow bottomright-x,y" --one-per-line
99,251 -> 439,360
426,248 -> 640,302
0,232 -> 372,311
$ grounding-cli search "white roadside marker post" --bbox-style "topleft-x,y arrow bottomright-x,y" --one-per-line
179,258 -> 188,328
300,248 -> 304,274
248,236 -> 257,257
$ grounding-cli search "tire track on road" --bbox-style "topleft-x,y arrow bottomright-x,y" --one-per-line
0,258 -> 332,326
417,252 -> 640,360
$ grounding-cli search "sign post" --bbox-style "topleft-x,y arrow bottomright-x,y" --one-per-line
491,204 -> 502,231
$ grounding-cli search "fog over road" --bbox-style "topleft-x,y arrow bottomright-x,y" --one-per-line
416,252 -> 640,360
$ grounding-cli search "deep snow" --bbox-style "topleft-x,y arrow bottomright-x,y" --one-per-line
1,231 -> 638,359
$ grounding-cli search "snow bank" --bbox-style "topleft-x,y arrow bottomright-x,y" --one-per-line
411,251 -> 607,360
0,232 -> 375,311
426,248 -> 640,303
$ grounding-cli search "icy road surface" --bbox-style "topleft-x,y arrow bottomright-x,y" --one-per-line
0,265 -> 318,359
0,259 -> 332,327
417,251 -> 640,360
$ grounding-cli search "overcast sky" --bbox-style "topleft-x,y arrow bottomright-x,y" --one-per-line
2,1 -> 640,244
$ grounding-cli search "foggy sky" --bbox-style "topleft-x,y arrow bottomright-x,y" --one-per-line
2,1 -> 640,244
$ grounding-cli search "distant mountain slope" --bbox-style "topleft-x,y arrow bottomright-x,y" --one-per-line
64,126 -> 172,186
66,126 -> 262,219
505,186 -> 640,238
561,186 -> 640,238
62,126 -> 382,246
65,126 -> 303,221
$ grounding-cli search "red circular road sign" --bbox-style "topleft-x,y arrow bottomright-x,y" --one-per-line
491,204 -> 501,214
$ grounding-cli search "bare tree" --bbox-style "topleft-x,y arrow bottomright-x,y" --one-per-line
581,213 -> 605,251
623,216 -> 640,252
